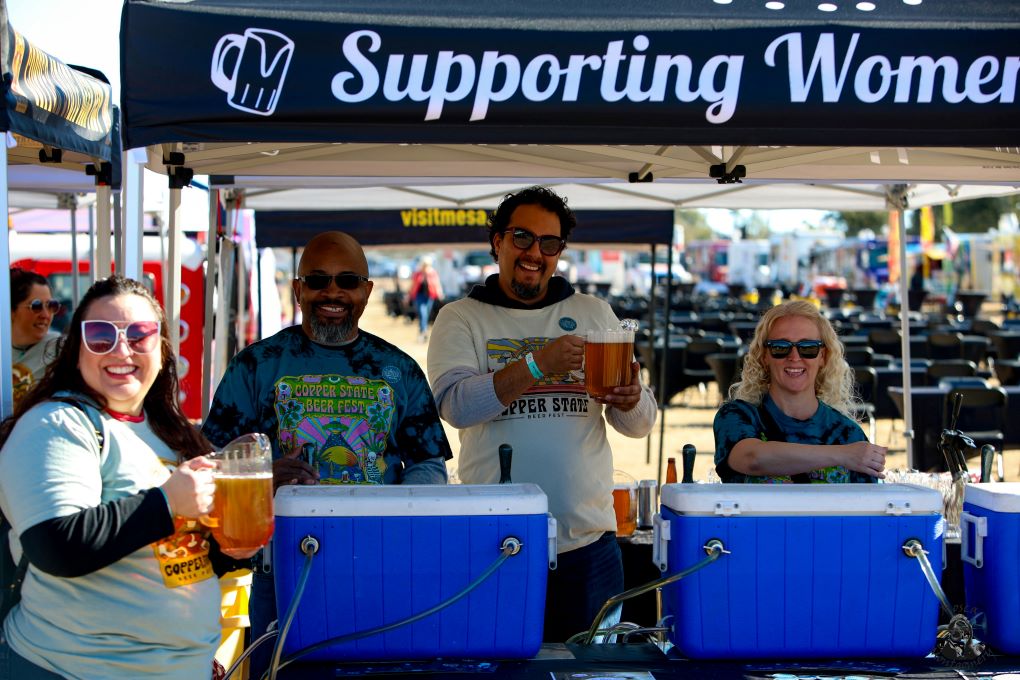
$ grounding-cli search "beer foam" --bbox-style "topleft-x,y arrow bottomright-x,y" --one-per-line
586,330 -> 634,343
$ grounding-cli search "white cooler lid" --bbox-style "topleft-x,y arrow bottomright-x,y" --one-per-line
964,482 -> 1020,513
660,483 -> 942,516
274,483 -> 548,517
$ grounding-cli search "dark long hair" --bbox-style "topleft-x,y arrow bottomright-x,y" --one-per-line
487,186 -> 577,259
9,267 -> 51,309
0,276 -> 210,460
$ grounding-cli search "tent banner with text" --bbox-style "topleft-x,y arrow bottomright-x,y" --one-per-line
253,209 -> 673,248
122,0 -> 1020,147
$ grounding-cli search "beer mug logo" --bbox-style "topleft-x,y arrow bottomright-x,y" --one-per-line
211,28 -> 294,116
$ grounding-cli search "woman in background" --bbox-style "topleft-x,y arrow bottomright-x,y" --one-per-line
408,255 -> 444,342
9,268 -> 61,406
0,276 -> 252,679
713,300 -> 886,484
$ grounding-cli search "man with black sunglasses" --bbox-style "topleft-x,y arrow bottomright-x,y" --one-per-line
427,187 -> 657,642
203,231 -> 452,677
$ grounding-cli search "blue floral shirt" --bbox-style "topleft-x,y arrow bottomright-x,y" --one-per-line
713,395 -> 873,484
203,326 -> 451,484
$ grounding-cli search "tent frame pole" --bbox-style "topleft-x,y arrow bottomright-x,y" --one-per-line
889,184 -> 915,469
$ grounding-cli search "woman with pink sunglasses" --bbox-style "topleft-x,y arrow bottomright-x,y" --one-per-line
9,268 -> 62,406
0,276 -> 253,679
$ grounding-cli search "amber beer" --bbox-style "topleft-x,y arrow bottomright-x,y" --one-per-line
208,473 -> 274,552
205,433 -> 275,553
584,329 -> 635,398
612,484 -> 637,537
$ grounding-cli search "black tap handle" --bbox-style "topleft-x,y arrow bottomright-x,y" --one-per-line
498,444 -> 513,484
980,444 -> 995,483
950,392 -> 963,431
681,444 -> 696,484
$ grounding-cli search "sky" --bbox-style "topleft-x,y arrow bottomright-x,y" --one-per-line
2,0 -> 832,236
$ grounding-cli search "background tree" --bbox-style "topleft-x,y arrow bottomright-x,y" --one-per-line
824,210 -> 886,237
677,209 -> 714,242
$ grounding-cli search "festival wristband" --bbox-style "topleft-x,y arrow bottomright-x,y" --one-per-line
524,352 -> 544,379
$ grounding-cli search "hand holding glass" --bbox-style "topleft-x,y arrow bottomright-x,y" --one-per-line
202,433 -> 275,556
584,326 -> 635,398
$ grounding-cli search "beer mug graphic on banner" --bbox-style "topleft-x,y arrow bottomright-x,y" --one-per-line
211,28 -> 294,116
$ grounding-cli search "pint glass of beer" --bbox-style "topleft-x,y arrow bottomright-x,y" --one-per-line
612,470 -> 638,537
205,433 -> 275,553
584,327 -> 635,398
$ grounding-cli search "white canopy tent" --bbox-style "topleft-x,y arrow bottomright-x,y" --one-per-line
119,0 -> 1020,468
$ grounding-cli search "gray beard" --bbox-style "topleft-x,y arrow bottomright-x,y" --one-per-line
309,314 -> 356,345
510,278 -> 542,300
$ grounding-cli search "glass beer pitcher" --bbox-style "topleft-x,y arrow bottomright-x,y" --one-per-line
203,433 -> 275,554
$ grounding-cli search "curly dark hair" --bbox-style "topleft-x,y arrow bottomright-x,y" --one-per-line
0,276 -> 210,460
9,267 -> 51,309
486,186 -> 577,259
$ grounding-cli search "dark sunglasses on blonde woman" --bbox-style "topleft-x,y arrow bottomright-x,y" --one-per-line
764,339 -> 824,359
81,320 -> 162,355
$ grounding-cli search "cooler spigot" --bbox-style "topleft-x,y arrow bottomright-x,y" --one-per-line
703,539 -> 729,556
301,535 -> 320,556
500,536 -> 523,556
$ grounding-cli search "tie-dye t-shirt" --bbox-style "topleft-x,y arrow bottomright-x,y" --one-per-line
713,395 -> 873,484
202,326 -> 451,484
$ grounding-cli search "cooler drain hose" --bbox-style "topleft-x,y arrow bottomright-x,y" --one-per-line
266,535 -> 523,676
578,538 -> 729,645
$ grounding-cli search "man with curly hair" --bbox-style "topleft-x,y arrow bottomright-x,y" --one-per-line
427,186 -> 657,641
714,300 -> 886,483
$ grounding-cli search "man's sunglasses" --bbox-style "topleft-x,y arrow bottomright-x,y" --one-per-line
82,320 -> 162,355
23,299 -> 62,314
504,228 -> 566,256
298,273 -> 369,290
764,339 -> 824,359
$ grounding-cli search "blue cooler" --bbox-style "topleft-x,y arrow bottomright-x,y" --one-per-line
961,482 -> 1020,654
272,483 -> 555,661
653,483 -> 944,659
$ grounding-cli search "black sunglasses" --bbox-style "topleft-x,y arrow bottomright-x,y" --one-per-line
504,228 -> 566,257
764,339 -> 824,359
23,299 -> 62,314
298,273 -> 369,290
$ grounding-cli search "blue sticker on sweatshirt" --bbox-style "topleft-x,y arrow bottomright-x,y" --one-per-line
559,317 -> 577,331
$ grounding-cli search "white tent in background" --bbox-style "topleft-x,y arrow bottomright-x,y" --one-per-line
0,6 -> 120,418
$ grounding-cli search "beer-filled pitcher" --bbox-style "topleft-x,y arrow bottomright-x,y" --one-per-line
584,319 -> 637,398
203,433 -> 275,554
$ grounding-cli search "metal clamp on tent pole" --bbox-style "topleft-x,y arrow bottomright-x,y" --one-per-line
38,146 -> 62,163
86,161 -> 113,186
163,150 -> 194,189
579,539 -> 728,645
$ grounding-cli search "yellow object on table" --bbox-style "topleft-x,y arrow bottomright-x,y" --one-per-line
217,568 -> 252,679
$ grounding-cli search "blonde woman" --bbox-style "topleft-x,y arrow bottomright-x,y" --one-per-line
713,300 -> 886,483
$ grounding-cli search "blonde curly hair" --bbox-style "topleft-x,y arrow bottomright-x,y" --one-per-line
730,300 -> 860,419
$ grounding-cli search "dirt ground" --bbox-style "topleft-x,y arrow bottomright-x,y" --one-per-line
358,282 -> 1017,484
